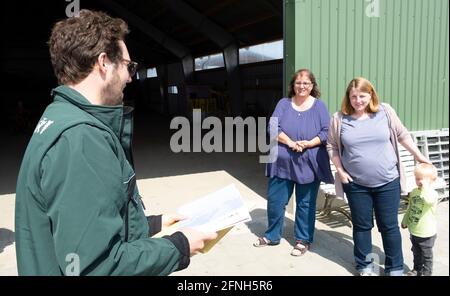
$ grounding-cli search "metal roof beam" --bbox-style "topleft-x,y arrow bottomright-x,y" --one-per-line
260,0 -> 281,15
169,0 -> 240,35
165,0 -> 242,115
125,37 -> 165,67
98,0 -> 195,106
165,0 -> 234,49
98,0 -> 190,59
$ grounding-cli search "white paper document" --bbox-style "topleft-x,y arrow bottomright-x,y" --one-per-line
174,184 -> 252,232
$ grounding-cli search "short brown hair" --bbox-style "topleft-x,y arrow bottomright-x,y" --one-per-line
48,9 -> 129,85
341,77 -> 379,115
415,163 -> 438,181
288,69 -> 321,99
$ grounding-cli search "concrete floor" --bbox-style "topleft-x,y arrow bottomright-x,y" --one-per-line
0,113 -> 448,276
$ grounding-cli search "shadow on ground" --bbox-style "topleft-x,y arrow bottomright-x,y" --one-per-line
0,228 -> 15,253
244,208 -> 393,275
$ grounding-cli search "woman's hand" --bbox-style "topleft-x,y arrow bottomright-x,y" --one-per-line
296,137 -> 320,151
278,133 -> 302,152
296,140 -> 311,151
288,139 -> 303,152
337,168 -> 353,184
415,155 -> 432,165
399,137 -> 432,165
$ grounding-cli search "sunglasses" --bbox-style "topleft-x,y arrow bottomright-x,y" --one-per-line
121,58 -> 138,77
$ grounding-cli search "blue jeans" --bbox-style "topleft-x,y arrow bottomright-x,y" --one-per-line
343,178 -> 404,275
264,176 -> 320,244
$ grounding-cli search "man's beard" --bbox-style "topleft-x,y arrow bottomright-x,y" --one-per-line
101,70 -> 124,106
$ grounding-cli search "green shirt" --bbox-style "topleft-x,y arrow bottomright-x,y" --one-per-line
402,187 -> 439,238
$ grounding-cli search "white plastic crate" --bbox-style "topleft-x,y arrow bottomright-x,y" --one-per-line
411,129 -> 449,200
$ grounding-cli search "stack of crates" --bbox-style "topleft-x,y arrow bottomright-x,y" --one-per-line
412,129 -> 449,200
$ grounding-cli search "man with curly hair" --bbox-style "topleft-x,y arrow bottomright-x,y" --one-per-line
15,9 -> 216,276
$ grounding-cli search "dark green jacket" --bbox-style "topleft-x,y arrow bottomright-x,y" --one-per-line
15,86 -> 189,275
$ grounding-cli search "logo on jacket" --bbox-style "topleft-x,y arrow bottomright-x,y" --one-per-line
34,117 -> 54,135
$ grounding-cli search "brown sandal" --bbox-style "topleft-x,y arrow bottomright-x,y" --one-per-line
253,237 -> 279,247
291,242 -> 310,256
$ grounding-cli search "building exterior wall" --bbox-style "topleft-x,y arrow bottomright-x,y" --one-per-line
284,0 -> 449,130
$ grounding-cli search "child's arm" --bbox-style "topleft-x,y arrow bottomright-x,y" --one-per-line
401,192 -> 412,228
421,188 -> 439,205
401,213 -> 409,228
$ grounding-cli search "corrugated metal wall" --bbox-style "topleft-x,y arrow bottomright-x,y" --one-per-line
284,0 -> 449,130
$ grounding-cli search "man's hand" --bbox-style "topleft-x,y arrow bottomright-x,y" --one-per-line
180,228 -> 218,256
162,214 -> 187,228
401,223 -> 407,229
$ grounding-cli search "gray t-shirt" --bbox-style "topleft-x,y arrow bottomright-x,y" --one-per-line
341,107 -> 398,187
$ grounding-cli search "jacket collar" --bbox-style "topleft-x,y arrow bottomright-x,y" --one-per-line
51,85 -> 125,139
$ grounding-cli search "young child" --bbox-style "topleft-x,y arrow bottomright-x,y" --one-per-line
401,163 -> 439,276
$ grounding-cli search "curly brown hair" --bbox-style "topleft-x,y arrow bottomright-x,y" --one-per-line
288,69 -> 321,99
48,9 -> 129,85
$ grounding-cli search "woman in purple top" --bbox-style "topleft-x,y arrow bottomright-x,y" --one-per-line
254,69 -> 333,256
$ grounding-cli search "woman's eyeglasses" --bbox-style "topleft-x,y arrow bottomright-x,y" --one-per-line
296,82 -> 312,87
121,58 -> 138,77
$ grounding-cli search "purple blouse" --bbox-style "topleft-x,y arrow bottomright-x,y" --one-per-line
265,98 -> 334,184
